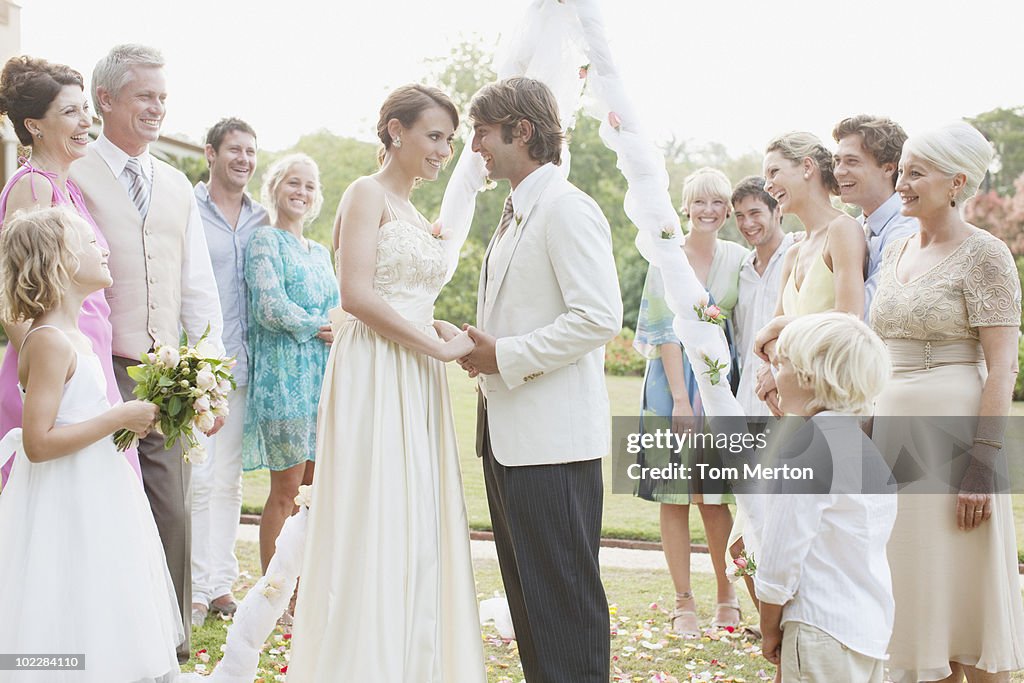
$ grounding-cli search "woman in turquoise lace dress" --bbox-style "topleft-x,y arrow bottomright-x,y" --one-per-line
243,153 -> 339,578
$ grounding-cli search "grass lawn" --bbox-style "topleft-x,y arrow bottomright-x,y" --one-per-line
189,539 -> 773,682
244,371 -> 677,542
190,538 -> 1024,682
245,369 -> 1024,550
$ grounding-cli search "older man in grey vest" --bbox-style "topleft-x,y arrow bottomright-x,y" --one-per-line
70,44 -> 224,663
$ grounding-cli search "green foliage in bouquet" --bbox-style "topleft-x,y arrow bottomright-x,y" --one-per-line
113,328 -> 236,462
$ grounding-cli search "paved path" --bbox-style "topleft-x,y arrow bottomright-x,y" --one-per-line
238,521 -> 1024,588
236,522 -> 713,573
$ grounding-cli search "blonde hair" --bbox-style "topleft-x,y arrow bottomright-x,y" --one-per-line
775,312 -> 891,416
0,206 -> 83,322
765,131 -> 840,196
260,153 -> 324,226
680,167 -> 733,210
902,122 -> 994,205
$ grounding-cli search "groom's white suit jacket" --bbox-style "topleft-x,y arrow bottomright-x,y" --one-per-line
477,163 -> 623,467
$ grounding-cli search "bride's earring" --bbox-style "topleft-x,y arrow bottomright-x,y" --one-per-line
393,136 -> 402,149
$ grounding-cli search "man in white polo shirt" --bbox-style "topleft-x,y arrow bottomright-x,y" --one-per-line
732,176 -> 794,417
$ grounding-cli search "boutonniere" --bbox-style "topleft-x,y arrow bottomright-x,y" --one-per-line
660,226 -> 677,240
430,220 -> 450,240
693,300 -> 727,326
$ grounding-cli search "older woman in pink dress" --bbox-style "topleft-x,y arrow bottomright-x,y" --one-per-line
0,55 -> 139,485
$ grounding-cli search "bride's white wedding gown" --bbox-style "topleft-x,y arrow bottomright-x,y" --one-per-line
287,209 -> 486,682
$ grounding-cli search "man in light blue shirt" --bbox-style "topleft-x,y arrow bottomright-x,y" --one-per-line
191,117 -> 268,627
832,115 -> 919,319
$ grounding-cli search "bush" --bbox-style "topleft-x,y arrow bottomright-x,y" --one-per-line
1016,334 -> 1024,401
605,328 -> 646,376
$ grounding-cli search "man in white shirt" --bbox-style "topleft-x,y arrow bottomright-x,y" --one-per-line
190,117 -> 268,627
731,176 -> 794,417
71,44 -> 224,663
832,115 -> 919,319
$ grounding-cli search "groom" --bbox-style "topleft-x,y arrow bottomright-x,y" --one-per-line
461,77 -> 623,682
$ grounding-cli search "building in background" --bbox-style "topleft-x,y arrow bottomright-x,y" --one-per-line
0,1 -> 201,188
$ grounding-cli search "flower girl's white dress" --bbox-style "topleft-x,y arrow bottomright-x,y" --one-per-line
0,340 -> 182,682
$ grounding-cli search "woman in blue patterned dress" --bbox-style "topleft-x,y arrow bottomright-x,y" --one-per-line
633,168 -> 748,636
243,153 -> 339,580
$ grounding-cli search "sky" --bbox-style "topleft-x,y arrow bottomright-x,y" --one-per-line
19,0 -> 1024,157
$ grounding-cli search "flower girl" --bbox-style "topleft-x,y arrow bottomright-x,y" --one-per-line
0,207 -> 182,682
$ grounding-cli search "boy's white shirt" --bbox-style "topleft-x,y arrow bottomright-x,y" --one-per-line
754,411 -> 898,660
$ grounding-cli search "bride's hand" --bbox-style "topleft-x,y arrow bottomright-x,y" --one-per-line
433,319 -> 462,342
435,330 -> 475,362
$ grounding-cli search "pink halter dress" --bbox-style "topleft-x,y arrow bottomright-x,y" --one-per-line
0,160 -> 141,486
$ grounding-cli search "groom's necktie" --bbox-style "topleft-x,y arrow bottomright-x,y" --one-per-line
124,156 -> 151,219
496,194 -> 515,240
484,195 -> 516,297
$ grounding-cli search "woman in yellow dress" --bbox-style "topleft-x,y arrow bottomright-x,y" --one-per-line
755,132 -> 866,413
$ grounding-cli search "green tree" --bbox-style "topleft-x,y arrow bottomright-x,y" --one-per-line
162,152 -> 208,186
967,107 -> 1024,195
250,131 -> 378,247
423,36 -> 497,113
564,115 -> 645,328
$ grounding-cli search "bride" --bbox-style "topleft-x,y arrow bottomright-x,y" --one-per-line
286,85 -> 486,681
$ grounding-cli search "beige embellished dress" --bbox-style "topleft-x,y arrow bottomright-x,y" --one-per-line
287,206 -> 486,682
871,230 -> 1024,681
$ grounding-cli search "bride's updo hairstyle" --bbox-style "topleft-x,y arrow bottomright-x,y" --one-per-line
765,131 -> 840,196
0,207 -> 82,323
901,122 -> 994,207
0,56 -> 84,146
376,84 -> 459,165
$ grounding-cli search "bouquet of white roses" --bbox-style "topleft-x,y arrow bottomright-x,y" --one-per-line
113,329 -> 236,463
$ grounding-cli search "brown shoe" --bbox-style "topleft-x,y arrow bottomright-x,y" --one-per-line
210,594 -> 237,616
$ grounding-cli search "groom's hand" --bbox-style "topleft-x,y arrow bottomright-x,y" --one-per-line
461,325 -> 499,375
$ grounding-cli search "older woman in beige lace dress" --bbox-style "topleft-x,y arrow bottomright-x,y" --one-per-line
871,122 -> 1023,683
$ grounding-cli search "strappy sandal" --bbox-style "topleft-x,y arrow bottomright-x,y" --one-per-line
277,610 -> 294,633
712,598 -> 742,630
669,591 -> 701,638
742,624 -> 762,640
